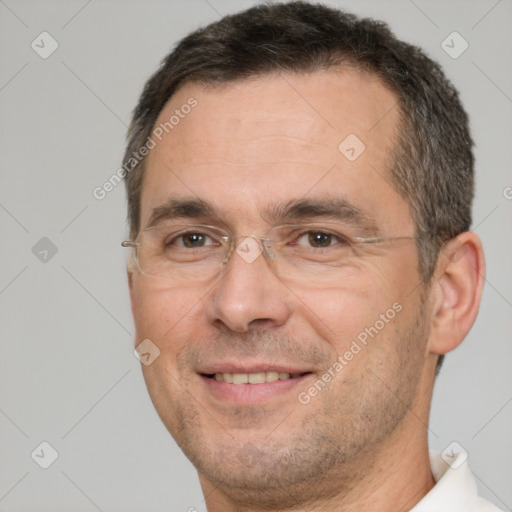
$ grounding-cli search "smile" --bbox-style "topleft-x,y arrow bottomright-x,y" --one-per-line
200,369 -> 313,405
209,371 -> 308,384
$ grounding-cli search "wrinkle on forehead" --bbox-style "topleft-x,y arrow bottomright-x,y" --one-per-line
141,68 -> 412,237
148,67 -> 400,165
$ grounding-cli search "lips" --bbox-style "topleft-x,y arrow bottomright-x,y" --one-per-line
210,371 -> 309,384
197,361 -> 315,404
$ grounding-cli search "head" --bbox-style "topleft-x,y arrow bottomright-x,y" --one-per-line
123,1 -> 484,508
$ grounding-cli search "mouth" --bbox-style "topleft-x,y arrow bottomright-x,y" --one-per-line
198,367 -> 314,405
203,371 -> 310,384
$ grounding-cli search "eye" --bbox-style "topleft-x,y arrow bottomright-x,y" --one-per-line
296,231 -> 348,248
171,232 -> 217,248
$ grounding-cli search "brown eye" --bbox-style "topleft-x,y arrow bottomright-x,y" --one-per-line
293,230 -> 349,249
308,232 -> 333,248
169,232 -> 216,248
182,233 -> 208,247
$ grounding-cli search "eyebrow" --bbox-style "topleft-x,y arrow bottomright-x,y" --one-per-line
145,198 -> 216,230
145,196 -> 380,236
265,198 -> 380,236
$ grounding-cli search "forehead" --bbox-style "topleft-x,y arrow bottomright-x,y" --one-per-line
141,68 -> 412,233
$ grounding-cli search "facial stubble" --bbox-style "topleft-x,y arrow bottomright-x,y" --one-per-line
145,294 -> 430,509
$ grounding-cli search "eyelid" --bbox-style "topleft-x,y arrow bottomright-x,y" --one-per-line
276,224 -> 353,241
164,226 -> 229,246
297,230 -> 350,247
145,223 -> 229,236
147,222 -> 362,246
172,233 -> 215,247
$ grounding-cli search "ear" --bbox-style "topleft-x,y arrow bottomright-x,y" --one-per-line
427,232 -> 485,356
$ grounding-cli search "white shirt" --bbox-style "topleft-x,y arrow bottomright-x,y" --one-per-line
411,452 -> 505,511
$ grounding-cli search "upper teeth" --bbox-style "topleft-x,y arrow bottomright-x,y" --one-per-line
214,372 -> 296,384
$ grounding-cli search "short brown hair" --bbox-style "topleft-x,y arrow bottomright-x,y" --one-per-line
123,0 -> 473,282
123,1 -> 474,370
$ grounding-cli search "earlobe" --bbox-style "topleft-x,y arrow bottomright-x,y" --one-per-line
427,232 -> 485,356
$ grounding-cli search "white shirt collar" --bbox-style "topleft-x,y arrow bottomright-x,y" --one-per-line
410,452 -> 503,511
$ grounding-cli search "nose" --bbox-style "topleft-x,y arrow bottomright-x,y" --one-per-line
205,238 -> 292,333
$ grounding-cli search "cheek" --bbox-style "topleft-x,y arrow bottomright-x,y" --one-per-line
131,279 -> 207,351
290,272 -> 390,339
291,261 -> 415,360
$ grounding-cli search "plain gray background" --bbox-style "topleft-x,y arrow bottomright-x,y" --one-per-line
0,0 -> 511,510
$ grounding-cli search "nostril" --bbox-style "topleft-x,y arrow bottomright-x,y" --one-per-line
248,318 -> 273,328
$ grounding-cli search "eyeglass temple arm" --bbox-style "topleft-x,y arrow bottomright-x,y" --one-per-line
352,235 -> 415,244
121,240 -> 138,248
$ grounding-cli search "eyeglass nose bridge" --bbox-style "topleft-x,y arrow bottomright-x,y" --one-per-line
223,233 -> 275,265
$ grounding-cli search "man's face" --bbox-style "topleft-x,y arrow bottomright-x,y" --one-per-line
129,69 -> 433,503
